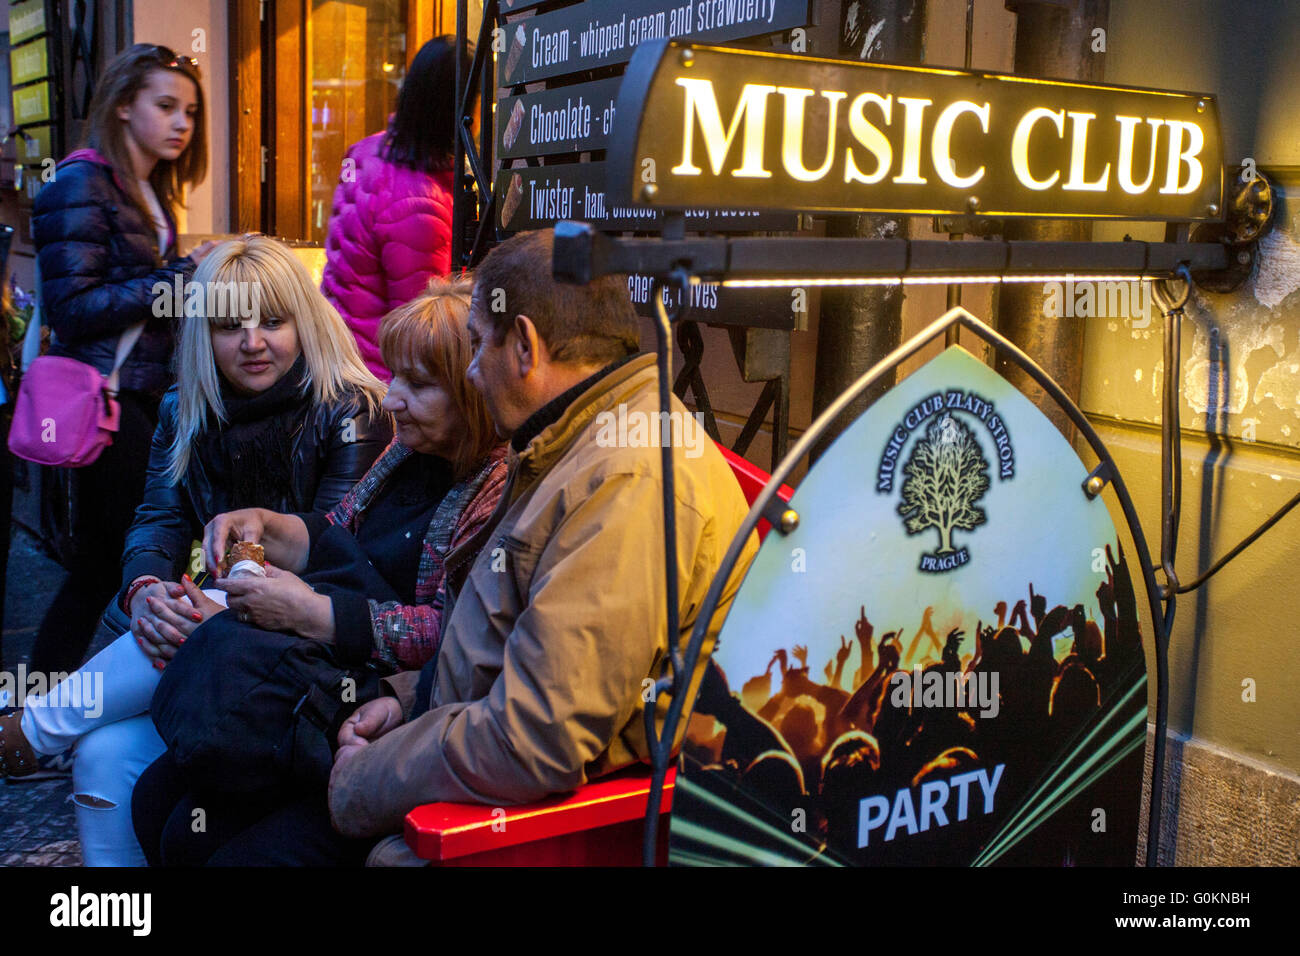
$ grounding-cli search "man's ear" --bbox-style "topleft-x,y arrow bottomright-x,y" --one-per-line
512,313 -> 544,376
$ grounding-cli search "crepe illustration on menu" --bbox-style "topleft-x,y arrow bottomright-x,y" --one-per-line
505,24 -> 526,80
501,172 -> 525,229
502,98 -> 526,152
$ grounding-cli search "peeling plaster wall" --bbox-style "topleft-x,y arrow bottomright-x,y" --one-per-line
1079,0 -> 1300,777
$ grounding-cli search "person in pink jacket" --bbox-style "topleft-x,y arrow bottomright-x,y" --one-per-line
321,37 -> 470,383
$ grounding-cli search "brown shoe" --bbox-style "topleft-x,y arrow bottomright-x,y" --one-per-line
0,709 -> 38,779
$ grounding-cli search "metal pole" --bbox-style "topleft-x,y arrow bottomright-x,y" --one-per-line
998,0 -> 1110,439
811,0 -> 925,461
452,0 -> 468,269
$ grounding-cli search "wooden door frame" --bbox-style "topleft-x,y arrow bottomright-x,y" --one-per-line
229,0 -> 263,233
229,0 -> 308,239
231,0 -> 427,239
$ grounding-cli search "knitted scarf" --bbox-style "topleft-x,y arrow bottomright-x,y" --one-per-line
195,354 -> 311,512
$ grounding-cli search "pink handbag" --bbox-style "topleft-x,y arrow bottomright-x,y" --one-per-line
8,322 -> 144,467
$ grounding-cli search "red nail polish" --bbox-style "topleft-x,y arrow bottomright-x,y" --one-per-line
154,661 -> 164,671
191,613 -> 203,622
183,573 -> 193,583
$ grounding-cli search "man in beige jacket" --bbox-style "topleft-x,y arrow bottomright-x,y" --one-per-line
326,229 -> 758,857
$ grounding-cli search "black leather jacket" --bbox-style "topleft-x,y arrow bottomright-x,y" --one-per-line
117,383 -> 392,600
33,150 -> 195,397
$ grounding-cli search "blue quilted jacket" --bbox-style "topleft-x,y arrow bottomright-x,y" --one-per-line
32,148 -> 197,397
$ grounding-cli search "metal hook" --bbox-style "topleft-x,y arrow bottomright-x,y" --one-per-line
1152,263 -> 1193,315
650,266 -> 695,327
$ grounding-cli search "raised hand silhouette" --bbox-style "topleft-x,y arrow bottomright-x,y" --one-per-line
793,644 -> 808,669
905,605 -> 941,665
1011,598 -> 1033,637
771,648 -> 789,677
836,635 -> 853,669
832,635 -> 853,690
1029,583 -> 1046,628
855,606 -> 873,646
942,628 -> 965,670
854,608 -> 876,687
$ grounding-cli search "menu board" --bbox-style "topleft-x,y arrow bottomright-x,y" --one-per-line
493,162 -> 798,233
627,272 -> 796,329
498,78 -> 623,159
493,0 -> 811,327
499,0 -> 810,86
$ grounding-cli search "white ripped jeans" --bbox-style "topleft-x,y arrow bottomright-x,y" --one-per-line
19,590 -> 226,866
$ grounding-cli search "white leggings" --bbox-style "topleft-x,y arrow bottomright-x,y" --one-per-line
19,591 -> 226,867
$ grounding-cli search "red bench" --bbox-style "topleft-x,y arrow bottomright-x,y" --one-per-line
402,445 -> 793,865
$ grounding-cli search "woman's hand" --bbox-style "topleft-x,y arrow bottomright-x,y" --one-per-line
128,578 -> 175,624
133,576 -> 225,666
203,508 -> 268,574
219,562 -> 333,639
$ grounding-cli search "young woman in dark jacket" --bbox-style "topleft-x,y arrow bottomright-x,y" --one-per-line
27,44 -> 218,676
0,235 -> 390,865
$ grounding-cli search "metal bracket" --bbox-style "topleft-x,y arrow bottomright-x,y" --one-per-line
1190,167 -> 1274,293
1082,461 -> 1114,500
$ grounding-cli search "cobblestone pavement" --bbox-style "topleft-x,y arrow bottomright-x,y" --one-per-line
2,511 -> 114,867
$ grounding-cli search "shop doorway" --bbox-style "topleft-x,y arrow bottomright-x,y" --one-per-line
230,0 -> 456,242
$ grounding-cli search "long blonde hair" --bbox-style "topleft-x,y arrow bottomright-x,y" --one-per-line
167,234 -> 386,484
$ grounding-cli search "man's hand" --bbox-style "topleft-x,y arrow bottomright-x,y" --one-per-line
333,697 -> 405,774
792,644 -> 808,669
219,563 -> 331,637
203,509 -> 268,576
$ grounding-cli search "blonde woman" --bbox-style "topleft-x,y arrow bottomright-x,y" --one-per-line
134,276 -> 509,866
0,235 -> 390,865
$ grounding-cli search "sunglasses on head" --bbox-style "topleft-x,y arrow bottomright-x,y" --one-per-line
148,44 -> 200,73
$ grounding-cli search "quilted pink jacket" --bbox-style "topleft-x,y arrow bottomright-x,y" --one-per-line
320,131 -> 455,383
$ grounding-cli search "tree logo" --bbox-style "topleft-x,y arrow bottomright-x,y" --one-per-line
897,412 -> 990,573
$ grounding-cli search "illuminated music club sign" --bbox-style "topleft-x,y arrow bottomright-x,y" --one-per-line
609,41 -> 1224,221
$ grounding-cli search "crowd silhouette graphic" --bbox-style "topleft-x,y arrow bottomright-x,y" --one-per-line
677,544 -> 1148,866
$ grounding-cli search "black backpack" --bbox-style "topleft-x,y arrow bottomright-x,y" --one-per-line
150,611 -> 382,797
